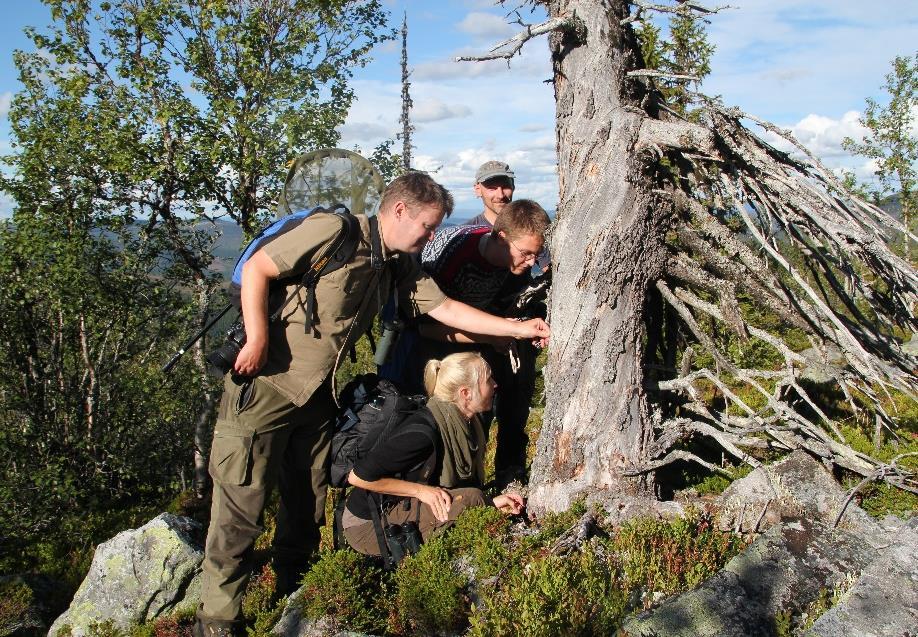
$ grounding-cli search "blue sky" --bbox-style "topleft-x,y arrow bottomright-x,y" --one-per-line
1,1 -> 916,216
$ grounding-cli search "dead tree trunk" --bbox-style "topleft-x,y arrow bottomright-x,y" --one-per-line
464,1 -> 917,514
529,0 -> 665,510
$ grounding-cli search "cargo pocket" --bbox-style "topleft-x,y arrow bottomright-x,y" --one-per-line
235,377 -> 257,415
209,427 -> 254,486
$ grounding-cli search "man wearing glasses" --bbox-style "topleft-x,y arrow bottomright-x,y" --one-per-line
396,196 -> 551,487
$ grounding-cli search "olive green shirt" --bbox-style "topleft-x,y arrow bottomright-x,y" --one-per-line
258,212 -> 446,407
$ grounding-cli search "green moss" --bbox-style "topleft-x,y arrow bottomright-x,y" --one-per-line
690,464 -> 754,496
86,620 -> 124,637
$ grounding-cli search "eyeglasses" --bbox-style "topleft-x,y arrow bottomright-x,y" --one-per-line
505,235 -> 539,262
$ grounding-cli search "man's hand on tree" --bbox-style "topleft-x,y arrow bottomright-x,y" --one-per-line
514,317 -> 550,347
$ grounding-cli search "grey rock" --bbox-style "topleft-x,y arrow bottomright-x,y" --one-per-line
597,494 -> 687,528
717,450 -> 878,535
271,592 -> 376,637
804,517 -> 918,637
48,513 -> 203,637
797,344 -> 844,384
622,517 -> 879,637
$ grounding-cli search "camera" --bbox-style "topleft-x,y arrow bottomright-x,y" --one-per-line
382,521 -> 423,568
207,322 -> 247,375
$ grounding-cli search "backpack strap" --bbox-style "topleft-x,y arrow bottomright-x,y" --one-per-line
368,491 -> 395,567
269,206 -> 360,332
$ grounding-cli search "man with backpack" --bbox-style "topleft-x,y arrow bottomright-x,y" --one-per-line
195,171 -> 550,637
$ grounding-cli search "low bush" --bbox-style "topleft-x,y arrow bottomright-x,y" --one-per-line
294,549 -> 389,635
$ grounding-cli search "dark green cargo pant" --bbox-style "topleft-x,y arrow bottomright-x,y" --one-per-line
198,373 -> 335,622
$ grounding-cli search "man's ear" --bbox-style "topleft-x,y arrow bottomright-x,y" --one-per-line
473,183 -> 482,197
392,200 -> 406,219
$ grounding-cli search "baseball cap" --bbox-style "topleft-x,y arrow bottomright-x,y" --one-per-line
475,160 -> 515,184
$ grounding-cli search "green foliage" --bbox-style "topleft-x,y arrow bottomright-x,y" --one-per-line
367,139 -> 406,184
295,549 -> 390,635
0,0 -> 394,599
242,565 -> 283,637
440,506 -> 511,581
611,513 -> 747,599
0,211 -> 198,584
839,422 -> 918,518
0,580 -> 34,636
393,537 -> 470,635
469,545 -> 626,637
632,8 -> 715,116
843,53 -> 917,247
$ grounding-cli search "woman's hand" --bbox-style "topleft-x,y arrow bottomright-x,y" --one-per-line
417,485 -> 453,522
492,492 -> 526,515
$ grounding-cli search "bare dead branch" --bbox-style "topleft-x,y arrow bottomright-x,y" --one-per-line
455,15 -> 575,63
620,1 -> 732,25
625,449 -> 733,476
628,69 -> 701,82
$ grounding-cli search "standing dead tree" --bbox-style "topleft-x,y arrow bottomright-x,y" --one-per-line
461,0 -> 918,513
399,12 -> 414,171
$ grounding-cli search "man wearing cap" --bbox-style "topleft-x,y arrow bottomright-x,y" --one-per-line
468,160 -> 516,228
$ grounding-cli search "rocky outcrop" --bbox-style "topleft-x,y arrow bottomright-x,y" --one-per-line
271,598 -> 375,637
804,515 -> 918,637
621,452 -> 917,637
49,513 -> 203,637
716,450 -> 877,535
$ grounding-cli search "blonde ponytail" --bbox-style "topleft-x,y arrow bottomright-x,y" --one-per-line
423,352 -> 489,403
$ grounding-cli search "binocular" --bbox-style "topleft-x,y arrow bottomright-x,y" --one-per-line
383,520 -> 423,568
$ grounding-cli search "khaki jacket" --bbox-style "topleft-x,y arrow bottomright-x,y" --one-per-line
258,212 -> 446,407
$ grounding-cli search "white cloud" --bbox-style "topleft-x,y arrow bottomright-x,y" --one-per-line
456,11 -> 516,40
704,0 -> 918,123
768,110 -> 869,159
0,91 -> 12,119
413,99 -> 471,122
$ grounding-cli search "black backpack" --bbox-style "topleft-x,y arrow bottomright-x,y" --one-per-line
330,373 -> 435,488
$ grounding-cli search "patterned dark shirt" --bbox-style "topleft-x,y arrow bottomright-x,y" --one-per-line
420,225 -> 508,312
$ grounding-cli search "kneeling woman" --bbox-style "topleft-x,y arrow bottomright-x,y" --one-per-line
342,352 -> 525,556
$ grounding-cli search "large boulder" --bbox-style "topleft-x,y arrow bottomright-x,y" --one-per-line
49,513 -> 203,637
622,451 -> 917,637
621,516 -> 879,637
804,516 -> 918,637
716,450 -> 877,535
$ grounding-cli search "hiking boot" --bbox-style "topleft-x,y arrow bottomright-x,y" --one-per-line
193,617 -> 243,637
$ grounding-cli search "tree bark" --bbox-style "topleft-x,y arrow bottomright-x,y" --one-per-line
529,0 -> 667,511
